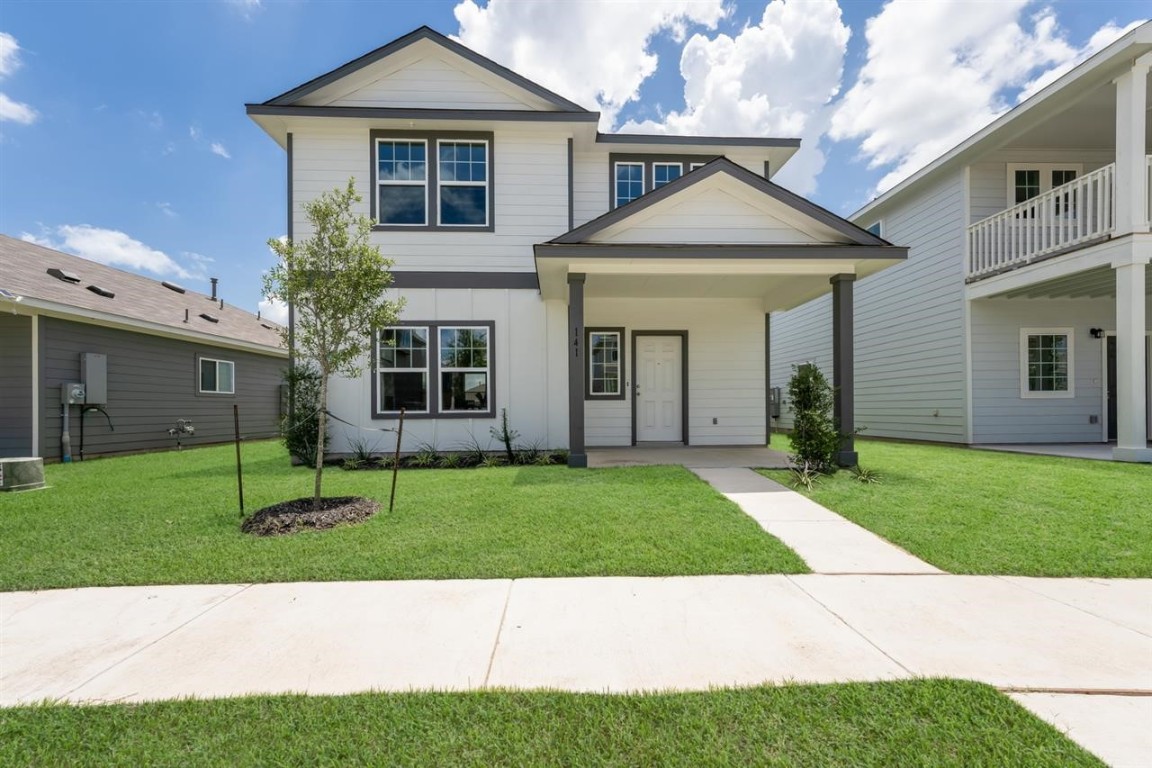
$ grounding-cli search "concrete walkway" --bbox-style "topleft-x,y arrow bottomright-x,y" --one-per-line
3,575 -> 1151,764
691,467 -> 942,574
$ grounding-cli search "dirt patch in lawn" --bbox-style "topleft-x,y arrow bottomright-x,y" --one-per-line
241,496 -> 379,536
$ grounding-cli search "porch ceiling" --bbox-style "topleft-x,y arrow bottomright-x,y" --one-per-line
1001,77 -> 1152,150
996,264 -> 1152,299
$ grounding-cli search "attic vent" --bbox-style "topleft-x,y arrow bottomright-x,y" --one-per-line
162,280 -> 186,294
47,268 -> 81,284
260,323 -> 274,330
86,285 -> 115,299
200,313 -> 219,323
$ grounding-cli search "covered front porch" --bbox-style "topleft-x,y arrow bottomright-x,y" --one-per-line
533,159 -> 907,468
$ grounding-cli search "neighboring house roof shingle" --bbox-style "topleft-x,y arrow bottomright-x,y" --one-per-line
0,234 -> 285,355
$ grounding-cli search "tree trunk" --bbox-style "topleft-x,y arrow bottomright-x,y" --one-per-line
313,370 -> 327,510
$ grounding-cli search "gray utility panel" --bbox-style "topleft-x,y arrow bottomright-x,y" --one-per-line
81,352 -> 107,404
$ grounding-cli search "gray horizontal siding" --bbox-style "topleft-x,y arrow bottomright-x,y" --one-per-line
39,318 -> 286,460
0,314 -> 33,457
771,172 -> 968,442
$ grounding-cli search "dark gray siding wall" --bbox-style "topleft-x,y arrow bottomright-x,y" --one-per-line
0,314 -> 33,457
40,318 -> 285,460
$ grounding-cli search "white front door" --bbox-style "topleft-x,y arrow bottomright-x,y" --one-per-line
636,335 -> 683,442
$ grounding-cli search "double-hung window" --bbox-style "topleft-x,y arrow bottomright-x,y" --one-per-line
586,328 -> 624,400
615,162 -> 644,207
378,327 -> 430,413
376,323 -> 493,417
1020,328 -> 1074,398
652,162 -> 682,189
609,155 -> 723,208
372,131 -> 493,230
198,357 -> 235,395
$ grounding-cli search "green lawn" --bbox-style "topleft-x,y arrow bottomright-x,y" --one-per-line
763,438 -> 1152,577
0,680 -> 1101,767
0,441 -> 805,591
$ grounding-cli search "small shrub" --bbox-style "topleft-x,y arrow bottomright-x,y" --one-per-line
438,453 -> 462,469
532,451 -> 555,466
787,362 -> 840,475
408,444 -> 439,468
788,462 -> 822,492
341,457 -> 363,472
515,439 -> 546,466
489,408 -> 519,464
479,453 -> 504,468
851,465 -> 882,484
551,448 -> 570,465
458,434 -> 488,466
348,435 -> 379,466
281,364 -> 328,466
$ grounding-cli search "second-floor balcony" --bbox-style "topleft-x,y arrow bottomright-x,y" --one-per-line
967,155 -> 1151,280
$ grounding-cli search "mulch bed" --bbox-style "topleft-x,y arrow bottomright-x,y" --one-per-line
241,496 -> 379,536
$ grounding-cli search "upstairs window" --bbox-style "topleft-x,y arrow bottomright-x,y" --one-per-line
615,162 -> 644,207
609,154 -> 721,208
652,162 -> 683,189
371,131 -> 493,231
1006,164 -> 1081,215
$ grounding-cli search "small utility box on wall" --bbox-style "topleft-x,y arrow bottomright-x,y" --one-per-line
81,353 -> 107,405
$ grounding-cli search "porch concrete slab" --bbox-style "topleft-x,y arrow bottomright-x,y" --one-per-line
1001,577 -> 1152,638
791,575 -> 1152,690
0,584 -> 247,705
691,467 -> 942,574
588,445 -> 790,469
65,580 -> 510,704
486,575 -> 907,692
1010,693 -> 1152,768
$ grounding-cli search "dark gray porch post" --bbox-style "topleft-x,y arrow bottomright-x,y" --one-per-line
567,273 -> 587,468
764,312 -> 771,445
831,274 -> 857,467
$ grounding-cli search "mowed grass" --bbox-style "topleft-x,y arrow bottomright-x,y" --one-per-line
763,437 -> 1152,577
0,680 -> 1102,768
0,441 -> 805,591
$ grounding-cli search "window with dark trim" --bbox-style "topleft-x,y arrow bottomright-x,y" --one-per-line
198,357 -> 235,395
608,153 -> 721,208
371,130 -> 494,231
375,322 -> 495,418
585,327 -> 625,400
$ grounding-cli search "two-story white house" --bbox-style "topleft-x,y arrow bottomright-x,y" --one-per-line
247,27 -> 906,467
772,22 -> 1152,463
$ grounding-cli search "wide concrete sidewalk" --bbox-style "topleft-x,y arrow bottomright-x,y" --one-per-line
4,575 -> 1150,764
691,467 -> 942,574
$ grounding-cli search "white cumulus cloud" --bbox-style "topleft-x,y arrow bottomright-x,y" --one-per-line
0,32 -> 36,125
210,142 -> 231,159
620,0 -> 850,196
21,225 -> 201,280
454,0 -> 727,128
829,1 -> 1141,194
258,296 -> 289,325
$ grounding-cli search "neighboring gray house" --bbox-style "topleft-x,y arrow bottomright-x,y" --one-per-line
0,235 -> 287,460
246,26 -> 907,467
772,23 -> 1152,463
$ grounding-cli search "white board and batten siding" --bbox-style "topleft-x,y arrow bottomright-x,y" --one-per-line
291,125 -> 569,272
326,289 -> 568,456
771,172 -> 969,442
584,298 -> 766,447
969,298 -> 1152,443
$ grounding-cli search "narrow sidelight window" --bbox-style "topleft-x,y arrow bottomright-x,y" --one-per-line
589,331 -> 621,396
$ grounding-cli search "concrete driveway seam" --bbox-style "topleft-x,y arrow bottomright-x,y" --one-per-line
483,579 -> 515,687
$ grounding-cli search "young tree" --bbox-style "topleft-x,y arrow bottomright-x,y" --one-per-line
264,178 -> 403,508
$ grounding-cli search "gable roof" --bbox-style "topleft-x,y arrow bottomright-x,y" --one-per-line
552,158 -> 891,247
263,26 -> 592,114
0,235 -> 285,355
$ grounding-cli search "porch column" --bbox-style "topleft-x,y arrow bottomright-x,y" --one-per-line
567,273 -> 587,468
1113,253 -> 1152,462
1114,53 -> 1149,236
831,274 -> 857,467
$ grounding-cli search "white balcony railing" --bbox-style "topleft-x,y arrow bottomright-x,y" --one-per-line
967,163 -> 1115,279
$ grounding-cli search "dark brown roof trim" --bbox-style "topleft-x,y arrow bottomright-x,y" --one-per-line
550,158 -> 893,247
534,243 -> 908,261
597,133 -> 801,148
245,104 -> 600,123
261,26 -> 592,114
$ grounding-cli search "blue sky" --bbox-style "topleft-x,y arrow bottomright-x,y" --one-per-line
0,0 -> 1146,319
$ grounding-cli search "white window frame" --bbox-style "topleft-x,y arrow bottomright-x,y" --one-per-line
688,162 -> 706,171
614,161 -> 645,208
1019,327 -> 1075,399
436,139 -> 490,228
865,220 -> 883,237
1005,163 -> 1083,207
438,325 -> 490,414
377,326 -> 430,415
652,162 -> 683,189
375,138 -> 429,227
588,330 -> 623,397
198,357 -> 235,395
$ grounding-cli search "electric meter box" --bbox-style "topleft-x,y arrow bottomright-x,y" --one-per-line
81,353 -> 108,405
